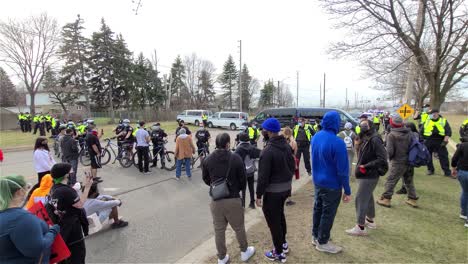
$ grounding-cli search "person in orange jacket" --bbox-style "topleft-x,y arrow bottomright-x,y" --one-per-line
25,174 -> 53,209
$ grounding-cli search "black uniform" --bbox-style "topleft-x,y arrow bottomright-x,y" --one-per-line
150,129 -> 168,167
421,118 -> 452,176
195,129 -> 211,155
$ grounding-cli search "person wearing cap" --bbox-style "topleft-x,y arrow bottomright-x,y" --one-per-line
377,116 -> 419,208
136,121 -> 151,174
311,111 -> 351,253
235,132 -> 261,209
174,128 -> 196,180
195,122 -> 211,167
338,122 -> 357,180
256,118 -> 295,262
175,120 -> 192,141
421,109 -> 452,176
293,117 -> 315,176
49,163 -> 93,264
150,123 -> 168,168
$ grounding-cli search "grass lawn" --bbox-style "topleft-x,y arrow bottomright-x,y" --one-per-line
208,168 -> 467,263
0,121 -> 196,148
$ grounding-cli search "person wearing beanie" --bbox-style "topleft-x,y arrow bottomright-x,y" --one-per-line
235,132 -> 261,209
49,163 -> 93,263
377,115 -> 419,208
256,118 -> 295,262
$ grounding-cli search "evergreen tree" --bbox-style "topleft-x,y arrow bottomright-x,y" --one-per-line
113,34 -> 134,108
131,53 -> 164,109
199,68 -> 216,108
240,64 -> 252,112
259,80 -> 275,107
218,55 -> 238,110
0,67 -> 18,107
169,55 -> 186,109
59,15 -> 91,115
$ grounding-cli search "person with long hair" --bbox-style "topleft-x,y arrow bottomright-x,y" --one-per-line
0,175 -> 60,263
33,137 -> 56,183
282,127 -> 299,206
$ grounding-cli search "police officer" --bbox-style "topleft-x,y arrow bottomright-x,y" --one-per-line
414,104 -> 431,130
117,119 -> 134,158
32,114 -> 41,134
293,117 -> 315,176
373,113 -> 381,132
201,112 -> 209,127
247,122 -> 261,147
24,112 -> 32,132
195,123 -> 211,167
45,113 -> 52,133
421,109 -> 452,176
459,118 -> 468,140
150,123 -> 168,168
18,112 -> 25,132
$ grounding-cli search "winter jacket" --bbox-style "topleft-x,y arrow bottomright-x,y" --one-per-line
26,174 -> 53,209
175,134 -> 195,160
387,127 -> 412,164
311,111 -> 351,195
452,142 -> 468,171
355,130 -> 388,179
61,134 -> 79,160
202,149 -> 246,199
235,142 -> 261,176
256,135 -> 295,199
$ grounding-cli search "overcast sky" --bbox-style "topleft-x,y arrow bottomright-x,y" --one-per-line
0,0 -> 382,107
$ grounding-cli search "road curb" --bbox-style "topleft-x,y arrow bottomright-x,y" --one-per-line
175,174 -> 310,264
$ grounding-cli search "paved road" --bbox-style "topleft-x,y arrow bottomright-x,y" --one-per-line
0,128 -> 251,263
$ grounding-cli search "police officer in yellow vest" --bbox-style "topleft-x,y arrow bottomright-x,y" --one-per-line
24,112 -> 32,132
413,104 -> 431,129
372,114 -> 381,132
18,112 -> 26,132
460,118 -> 468,140
247,122 -> 261,147
201,112 -> 208,127
32,114 -> 41,135
422,109 -> 451,176
293,117 -> 315,176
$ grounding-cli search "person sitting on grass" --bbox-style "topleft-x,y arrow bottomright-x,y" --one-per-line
83,184 -> 128,228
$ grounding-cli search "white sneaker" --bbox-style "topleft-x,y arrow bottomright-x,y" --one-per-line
312,237 -> 318,246
465,222 -> 468,228
365,219 -> 377,229
218,254 -> 229,264
315,242 -> 343,254
241,246 -> 255,262
345,225 -> 368,236
460,214 -> 467,220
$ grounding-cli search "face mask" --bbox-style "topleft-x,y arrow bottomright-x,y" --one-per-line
423,108 -> 428,112
298,123 -> 303,127
360,124 -> 370,133
253,126 -> 256,129
262,131 -> 270,141
430,114 -> 436,120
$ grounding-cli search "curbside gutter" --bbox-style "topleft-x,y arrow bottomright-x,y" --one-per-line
175,174 -> 310,264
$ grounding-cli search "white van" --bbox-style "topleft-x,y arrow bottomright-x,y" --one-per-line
208,112 -> 249,130
176,110 -> 212,126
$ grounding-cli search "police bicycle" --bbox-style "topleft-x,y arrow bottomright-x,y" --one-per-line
132,140 -> 176,171
191,142 -> 210,168
99,137 -> 134,168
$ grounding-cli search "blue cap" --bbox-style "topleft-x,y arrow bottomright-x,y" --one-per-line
262,118 -> 281,133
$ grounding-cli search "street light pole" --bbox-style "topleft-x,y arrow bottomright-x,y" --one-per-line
238,40 -> 242,112
296,71 -> 299,107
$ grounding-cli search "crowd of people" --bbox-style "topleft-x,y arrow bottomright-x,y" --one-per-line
2,107 -> 468,263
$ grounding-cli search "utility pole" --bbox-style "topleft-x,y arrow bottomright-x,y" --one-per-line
323,73 -> 326,108
277,80 -> 280,107
296,71 -> 299,107
345,88 -> 348,110
404,0 -> 425,105
238,40 -> 242,112
320,83 -> 322,107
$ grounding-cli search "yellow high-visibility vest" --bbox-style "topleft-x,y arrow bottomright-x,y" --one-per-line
423,118 -> 446,137
294,125 -> 312,141
356,126 -> 361,134
373,116 -> 380,124
248,127 -> 260,140
420,112 -> 429,124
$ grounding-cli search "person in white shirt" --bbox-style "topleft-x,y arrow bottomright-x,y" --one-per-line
33,136 -> 56,183
135,121 -> 151,174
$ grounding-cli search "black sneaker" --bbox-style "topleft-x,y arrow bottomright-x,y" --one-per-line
249,203 -> 255,209
285,200 -> 296,206
396,188 -> 407,195
264,250 -> 286,263
112,220 -> 129,229
150,164 -> 157,168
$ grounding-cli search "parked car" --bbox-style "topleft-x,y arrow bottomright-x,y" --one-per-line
208,112 -> 249,130
251,107 -> 358,130
176,110 -> 213,126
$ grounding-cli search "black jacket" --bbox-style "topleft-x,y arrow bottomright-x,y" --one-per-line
452,142 -> 468,171
256,135 -> 295,199
235,142 -> 261,174
202,149 -> 246,199
61,134 -> 79,160
356,131 -> 388,179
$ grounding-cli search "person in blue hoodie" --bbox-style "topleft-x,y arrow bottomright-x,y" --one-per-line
311,111 -> 352,254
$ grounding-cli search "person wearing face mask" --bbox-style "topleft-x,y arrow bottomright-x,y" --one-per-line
48,163 -> 93,264
413,104 -> 431,130
247,122 -> 261,147
33,136 -> 56,184
0,175 -> 60,264
421,109 -> 452,176
195,123 -> 211,167
175,120 -> 192,141
150,123 -> 168,168
293,117 -> 315,176
347,119 -> 387,236
256,118 -> 295,262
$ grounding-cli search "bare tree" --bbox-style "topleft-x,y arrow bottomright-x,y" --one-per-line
321,0 -> 468,108
0,13 -> 60,115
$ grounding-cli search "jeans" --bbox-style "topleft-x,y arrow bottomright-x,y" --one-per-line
176,158 -> 192,178
458,170 -> 468,217
312,186 -> 342,245
136,146 -> 150,172
262,191 -> 289,254
65,158 -> 79,185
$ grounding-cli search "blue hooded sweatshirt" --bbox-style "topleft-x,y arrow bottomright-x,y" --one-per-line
311,111 -> 351,195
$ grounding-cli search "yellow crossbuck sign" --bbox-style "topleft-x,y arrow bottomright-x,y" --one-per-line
398,103 -> 414,120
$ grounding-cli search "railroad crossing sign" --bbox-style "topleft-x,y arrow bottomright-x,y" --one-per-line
398,103 -> 414,119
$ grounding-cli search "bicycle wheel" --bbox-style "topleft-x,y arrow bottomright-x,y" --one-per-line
132,151 -> 139,168
119,150 -> 133,168
79,149 -> 91,166
163,151 -> 176,171
100,149 -> 111,166
191,156 -> 198,169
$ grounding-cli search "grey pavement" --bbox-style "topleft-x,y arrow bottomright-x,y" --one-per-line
0,128 -> 254,263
